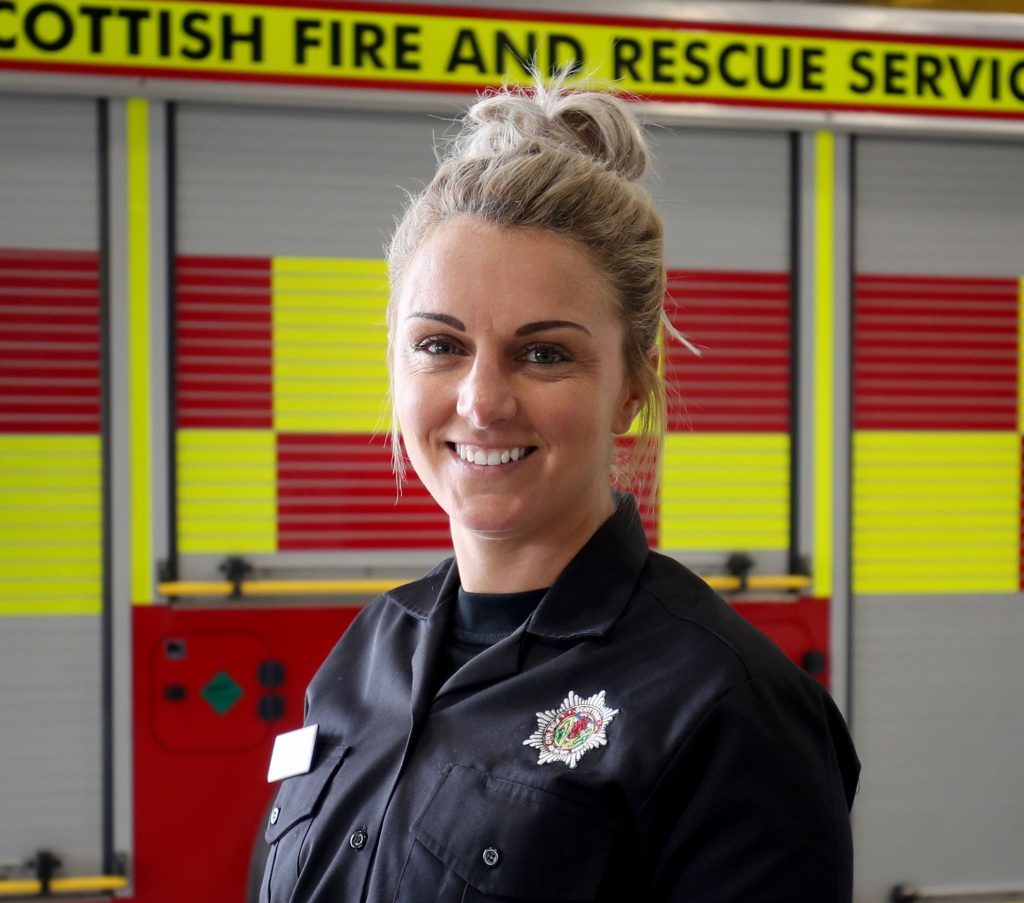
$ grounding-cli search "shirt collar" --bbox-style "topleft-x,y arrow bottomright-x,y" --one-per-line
385,492 -> 649,640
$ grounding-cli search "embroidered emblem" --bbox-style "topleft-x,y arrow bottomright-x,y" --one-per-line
523,690 -> 619,768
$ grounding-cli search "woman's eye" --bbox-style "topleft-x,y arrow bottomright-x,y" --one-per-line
523,343 -> 571,365
414,336 -> 459,355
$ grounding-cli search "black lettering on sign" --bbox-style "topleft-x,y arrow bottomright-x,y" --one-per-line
682,40 -> 710,86
848,49 -> 874,94
25,3 -> 73,51
353,21 -> 384,69
612,37 -> 641,82
0,0 -> 13,49
157,8 -> 170,57
446,27 -> 485,73
756,45 -> 791,90
915,53 -> 942,98
494,28 -> 536,75
328,20 -> 341,66
990,57 -> 1000,100
79,5 -> 112,54
547,33 -> 583,75
801,47 -> 825,91
294,17 -> 321,65
883,51 -> 908,95
118,7 -> 149,56
650,38 -> 675,84
950,56 -> 983,98
181,11 -> 212,60
720,42 -> 747,88
394,23 -> 419,70
222,13 -> 263,63
1011,59 -> 1024,102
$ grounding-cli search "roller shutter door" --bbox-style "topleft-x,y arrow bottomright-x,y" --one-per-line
173,108 -> 793,578
654,129 -> 792,574
850,136 -> 1024,900
0,96 -> 105,875
173,104 -> 443,576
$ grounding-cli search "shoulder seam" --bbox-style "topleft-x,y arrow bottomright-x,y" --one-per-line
636,580 -> 754,682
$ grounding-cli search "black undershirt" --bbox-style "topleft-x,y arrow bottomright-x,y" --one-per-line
436,586 -> 548,689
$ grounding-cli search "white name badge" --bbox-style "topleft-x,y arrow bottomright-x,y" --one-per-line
267,723 -> 319,783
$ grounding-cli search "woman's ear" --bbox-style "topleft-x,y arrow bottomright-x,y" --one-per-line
612,346 -> 657,435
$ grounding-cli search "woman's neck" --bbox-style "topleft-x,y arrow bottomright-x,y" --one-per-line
451,499 -> 614,593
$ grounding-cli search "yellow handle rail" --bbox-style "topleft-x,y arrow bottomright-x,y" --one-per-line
892,883 -> 1024,902
157,574 -> 811,599
0,874 -> 129,896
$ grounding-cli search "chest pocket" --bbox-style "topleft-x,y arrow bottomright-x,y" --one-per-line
262,744 -> 349,900
396,763 -> 615,902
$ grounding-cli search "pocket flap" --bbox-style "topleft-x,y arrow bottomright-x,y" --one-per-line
265,744 -> 349,844
411,764 -> 614,900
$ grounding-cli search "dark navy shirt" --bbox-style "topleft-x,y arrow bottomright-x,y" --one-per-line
437,587 -> 547,689
262,494 -> 859,902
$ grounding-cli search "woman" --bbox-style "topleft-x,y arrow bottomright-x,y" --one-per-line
260,82 -> 859,902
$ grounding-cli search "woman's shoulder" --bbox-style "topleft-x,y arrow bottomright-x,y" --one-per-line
632,549 -> 816,688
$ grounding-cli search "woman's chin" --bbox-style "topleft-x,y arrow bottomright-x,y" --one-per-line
447,502 -> 534,541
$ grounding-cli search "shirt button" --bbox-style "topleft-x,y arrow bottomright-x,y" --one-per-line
349,828 -> 368,851
269,806 -> 280,826
481,846 -> 501,868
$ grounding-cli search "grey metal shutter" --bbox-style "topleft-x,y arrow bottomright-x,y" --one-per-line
652,128 -> 793,575
851,136 -> 1024,901
0,95 -> 104,875
172,104 -> 446,578
172,112 -> 795,579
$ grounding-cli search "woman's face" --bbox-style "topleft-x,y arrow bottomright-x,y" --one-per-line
392,216 -> 642,548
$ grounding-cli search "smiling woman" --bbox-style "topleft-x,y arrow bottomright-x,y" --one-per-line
259,80 -> 860,903
392,219 -> 642,592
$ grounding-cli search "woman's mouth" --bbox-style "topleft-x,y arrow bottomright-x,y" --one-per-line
451,443 -> 535,466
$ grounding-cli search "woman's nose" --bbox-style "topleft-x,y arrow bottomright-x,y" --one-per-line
456,358 -> 516,428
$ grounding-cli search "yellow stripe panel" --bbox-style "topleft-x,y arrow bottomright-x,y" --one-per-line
177,429 -> 277,554
273,257 -> 390,433
660,433 -> 790,551
0,436 -> 102,616
813,130 -> 835,598
853,431 -> 1019,594
127,97 -> 154,603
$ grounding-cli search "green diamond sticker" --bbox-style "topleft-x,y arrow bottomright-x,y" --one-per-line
200,670 -> 244,715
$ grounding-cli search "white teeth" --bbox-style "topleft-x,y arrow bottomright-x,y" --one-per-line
455,444 -> 529,466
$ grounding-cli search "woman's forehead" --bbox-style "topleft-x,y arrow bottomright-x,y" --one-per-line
395,217 -> 617,330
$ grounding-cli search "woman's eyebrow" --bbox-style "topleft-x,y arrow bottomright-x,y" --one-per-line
515,320 -> 592,337
407,312 -> 465,330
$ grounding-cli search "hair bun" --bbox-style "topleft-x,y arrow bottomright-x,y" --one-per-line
455,82 -> 650,182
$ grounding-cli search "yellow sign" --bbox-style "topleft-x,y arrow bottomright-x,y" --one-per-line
1,0 -> 1023,118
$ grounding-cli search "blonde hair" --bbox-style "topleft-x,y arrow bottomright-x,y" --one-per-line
387,81 -> 667,492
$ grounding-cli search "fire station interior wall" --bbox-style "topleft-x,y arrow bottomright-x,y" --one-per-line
0,96 -> 105,875
172,104 -> 791,579
850,136 -> 1024,900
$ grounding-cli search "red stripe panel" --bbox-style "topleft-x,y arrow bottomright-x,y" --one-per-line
664,269 -> 791,433
277,433 -> 451,551
175,255 -> 273,429
1020,436 -> 1024,592
613,435 -> 658,547
0,248 -> 101,434
854,275 -> 1018,431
